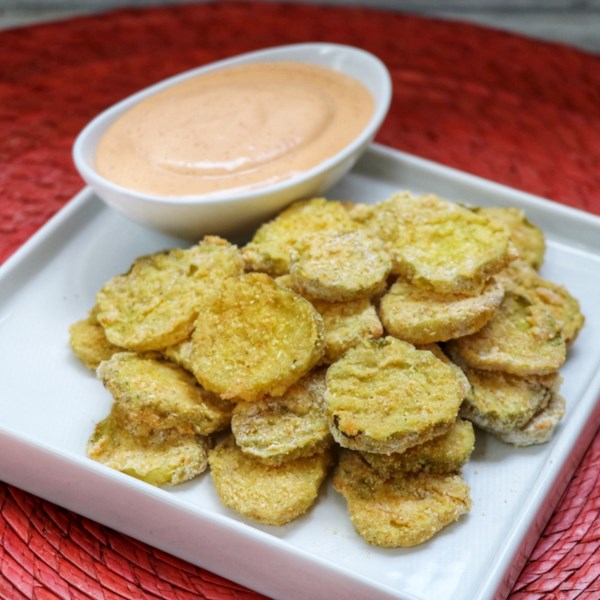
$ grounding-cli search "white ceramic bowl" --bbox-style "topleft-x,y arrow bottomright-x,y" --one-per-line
73,43 -> 392,239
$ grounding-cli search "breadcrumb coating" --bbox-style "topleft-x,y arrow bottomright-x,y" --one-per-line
497,260 -> 584,345
231,369 -> 331,464
361,418 -> 475,477
290,229 -> 391,302
190,273 -> 325,401
242,197 -> 359,276
474,206 -> 546,270
333,449 -> 471,547
96,237 -> 244,351
447,290 -> 566,376
209,435 -> 332,525
379,276 -> 504,344
497,392 -> 565,446
88,413 -> 209,486
352,192 -> 515,294
326,337 -> 464,454
69,312 -> 123,369
97,352 -> 233,437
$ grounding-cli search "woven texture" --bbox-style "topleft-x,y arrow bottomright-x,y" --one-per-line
1,2 -> 599,598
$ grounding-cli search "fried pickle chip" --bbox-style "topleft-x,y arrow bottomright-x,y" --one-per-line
290,230 -> 391,302
447,290 -> 566,376
417,343 -> 471,399
242,197 -> 359,276
497,392 -> 565,446
208,435 -> 332,525
315,298 -> 384,363
97,352 -> 233,436
379,277 -> 504,344
497,260 -> 584,345
326,337 -> 464,454
455,358 -> 560,434
87,413 -> 209,486
162,338 -> 194,373
190,273 -> 325,402
276,275 -> 384,363
352,192 -> 515,294
333,450 -> 471,547
96,236 -> 244,351
69,311 -> 123,369
231,369 -> 331,464
474,207 -> 546,270
360,418 -> 475,477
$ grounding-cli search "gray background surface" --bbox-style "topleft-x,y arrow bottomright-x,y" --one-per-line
1,1 -> 599,54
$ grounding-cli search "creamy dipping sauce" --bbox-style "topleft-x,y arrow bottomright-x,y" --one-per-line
95,62 -> 374,197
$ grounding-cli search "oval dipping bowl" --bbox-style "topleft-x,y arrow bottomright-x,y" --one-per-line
72,43 -> 392,240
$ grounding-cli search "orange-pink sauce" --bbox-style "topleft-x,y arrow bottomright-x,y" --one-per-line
95,62 -> 374,197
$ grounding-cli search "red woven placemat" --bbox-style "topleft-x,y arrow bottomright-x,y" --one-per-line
1,2 -> 599,598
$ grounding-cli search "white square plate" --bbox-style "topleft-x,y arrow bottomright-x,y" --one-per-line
2,144 -> 600,600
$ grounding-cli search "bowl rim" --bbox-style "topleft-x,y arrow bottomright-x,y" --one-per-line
72,42 -> 392,207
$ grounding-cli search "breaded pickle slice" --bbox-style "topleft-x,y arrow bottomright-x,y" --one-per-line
333,450 -> 471,547
418,343 -> 471,399
352,192 -> 514,294
474,207 -> 546,270
379,277 -> 504,344
97,352 -> 233,437
446,290 -> 566,376
242,197 -> 359,276
87,413 -> 209,486
276,275 -> 384,364
162,338 -> 194,373
326,337 -> 464,454
360,418 -> 475,477
69,311 -> 123,369
231,369 -> 331,464
290,230 -> 391,302
497,392 -> 565,446
314,297 -> 384,363
96,237 -> 244,351
497,260 -> 584,345
208,435 -> 332,526
455,357 -> 560,434
190,273 -> 325,402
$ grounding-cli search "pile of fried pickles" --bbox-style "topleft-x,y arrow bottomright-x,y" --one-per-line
69,192 -> 584,548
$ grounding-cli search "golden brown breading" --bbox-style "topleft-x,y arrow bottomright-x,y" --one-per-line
231,369 -> 331,464
474,206 -> 546,270
69,312 -> 123,369
242,197 -> 360,276
454,357 -> 561,434
497,260 -> 584,345
208,435 -> 332,526
96,237 -> 244,351
351,192 -> 515,294
379,276 -> 504,344
275,275 -> 384,364
333,449 -> 471,547
314,297 -> 384,363
190,273 -> 325,402
446,290 -> 566,376
360,418 -> 475,477
417,343 -> 471,399
326,337 -> 464,454
290,229 -> 391,302
87,412 -> 209,486
97,352 -> 233,437
162,338 -> 194,372
497,392 -> 565,446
